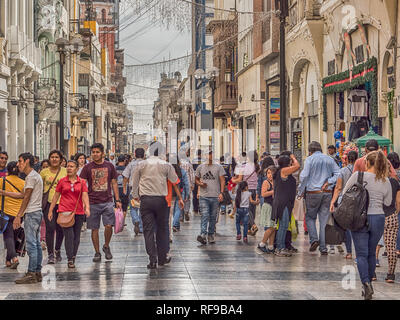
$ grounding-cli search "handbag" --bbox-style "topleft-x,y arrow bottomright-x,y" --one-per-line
42,167 -> 61,210
57,181 -> 83,228
0,178 -> 9,234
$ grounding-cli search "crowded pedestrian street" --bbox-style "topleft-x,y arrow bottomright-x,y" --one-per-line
1,212 -> 400,300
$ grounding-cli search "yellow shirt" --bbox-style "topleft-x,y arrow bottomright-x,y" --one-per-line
0,175 -> 25,217
40,167 -> 67,204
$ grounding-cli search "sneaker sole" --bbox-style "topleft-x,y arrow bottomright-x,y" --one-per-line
310,242 -> 319,252
197,236 -> 207,245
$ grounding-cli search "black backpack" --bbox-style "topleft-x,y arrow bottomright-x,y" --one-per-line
333,171 -> 369,231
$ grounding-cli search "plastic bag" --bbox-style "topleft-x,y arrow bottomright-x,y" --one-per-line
114,208 -> 125,234
325,213 -> 345,245
293,198 -> 305,221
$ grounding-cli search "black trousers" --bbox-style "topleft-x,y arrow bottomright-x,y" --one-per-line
192,184 -> 199,212
2,215 -> 17,261
140,196 -> 169,264
62,215 -> 85,260
43,202 -> 64,255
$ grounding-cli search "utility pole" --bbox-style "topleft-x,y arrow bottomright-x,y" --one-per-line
276,0 -> 288,152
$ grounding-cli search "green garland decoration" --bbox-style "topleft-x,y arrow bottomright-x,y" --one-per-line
321,57 -> 378,132
387,89 -> 394,143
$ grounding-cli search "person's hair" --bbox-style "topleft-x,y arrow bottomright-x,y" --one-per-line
118,155 -> 126,163
91,143 -> 105,153
365,139 -> 379,152
6,161 -> 19,176
328,145 -> 336,151
260,156 -> 275,176
149,141 -> 165,157
67,160 -> 78,167
235,181 -> 248,208
41,159 -> 49,167
0,151 -> 8,159
19,153 -> 35,167
280,150 -> 291,157
308,141 -> 322,154
135,148 -> 145,159
48,149 -> 63,160
168,154 -> 182,180
275,154 -> 280,159
347,150 -> 358,164
366,151 -> 389,182
231,156 -> 237,173
248,151 -> 260,174
275,155 -> 291,179
266,165 -> 277,180
34,156 -> 39,161
74,153 -> 86,161
220,156 -> 225,163
387,152 -> 400,170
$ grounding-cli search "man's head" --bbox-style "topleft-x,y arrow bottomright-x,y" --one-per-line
109,152 -> 115,160
117,155 -> 126,164
0,151 -> 8,169
135,148 -> 145,159
48,150 -> 63,168
208,150 -> 213,163
308,141 -> 322,155
91,143 -> 105,163
327,145 -> 336,156
365,139 -> 379,154
18,153 -> 34,174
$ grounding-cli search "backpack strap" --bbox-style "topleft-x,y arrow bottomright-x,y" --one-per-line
357,171 -> 364,185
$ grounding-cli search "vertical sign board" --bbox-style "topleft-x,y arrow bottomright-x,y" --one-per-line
270,98 -> 280,154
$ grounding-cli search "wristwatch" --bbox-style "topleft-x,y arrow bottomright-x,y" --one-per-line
115,200 -> 121,203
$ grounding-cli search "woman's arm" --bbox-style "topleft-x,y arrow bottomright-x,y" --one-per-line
330,178 -> 343,212
48,192 -> 61,221
0,190 -> 24,199
281,155 -> 301,177
261,180 -> 273,198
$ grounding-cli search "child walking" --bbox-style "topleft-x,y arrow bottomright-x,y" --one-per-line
233,181 -> 259,243
258,166 -> 276,254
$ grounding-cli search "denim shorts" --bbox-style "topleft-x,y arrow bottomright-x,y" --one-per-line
87,202 -> 115,229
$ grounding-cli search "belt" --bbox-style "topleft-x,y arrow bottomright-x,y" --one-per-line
306,190 -> 332,194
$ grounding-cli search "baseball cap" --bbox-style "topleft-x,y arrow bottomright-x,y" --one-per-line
365,139 -> 379,151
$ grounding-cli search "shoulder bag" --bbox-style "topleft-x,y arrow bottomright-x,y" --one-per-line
42,167 -> 61,210
0,178 -> 9,234
57,181 -> 83,228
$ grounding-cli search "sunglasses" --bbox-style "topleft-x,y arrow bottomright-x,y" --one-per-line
0,157 -> 7,160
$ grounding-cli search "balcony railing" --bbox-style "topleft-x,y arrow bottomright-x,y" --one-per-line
38,78 -> 57,88
215,81 -> 237,112
97,18 -> 115,25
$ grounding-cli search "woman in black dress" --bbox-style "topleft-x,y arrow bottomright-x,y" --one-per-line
272,153 -> 300,257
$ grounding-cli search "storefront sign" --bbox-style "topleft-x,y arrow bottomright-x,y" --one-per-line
270,98 -> 280,121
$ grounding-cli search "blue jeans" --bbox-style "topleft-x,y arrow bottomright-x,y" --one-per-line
276,207 -> 290,250
199,197 -> 219,236
305,193 -> 332,253
172,198 -> 183,229
351,214 -> 385,284
130,207 -> 143,233
345,230 -> 353,254
236,208 -> 249,237
25,211 -> 43,273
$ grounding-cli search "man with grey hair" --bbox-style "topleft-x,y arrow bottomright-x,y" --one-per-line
298,141 -> 340,255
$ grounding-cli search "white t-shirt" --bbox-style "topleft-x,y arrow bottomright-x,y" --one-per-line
24,169 -> 43,214
239,191 -> 252,208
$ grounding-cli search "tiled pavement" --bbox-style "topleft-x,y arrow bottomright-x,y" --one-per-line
1,211 -> 400,300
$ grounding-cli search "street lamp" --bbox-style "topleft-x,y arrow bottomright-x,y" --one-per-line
56,37 -> 84,155
194,67 -> 219,131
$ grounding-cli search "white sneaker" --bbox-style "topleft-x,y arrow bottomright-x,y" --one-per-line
329,247 -> 335,254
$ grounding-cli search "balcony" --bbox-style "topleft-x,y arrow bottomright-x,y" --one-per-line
215,81 -> 237,112
307,100 -> 319,117
96,18 -> 116,26
37,78 -> 57,103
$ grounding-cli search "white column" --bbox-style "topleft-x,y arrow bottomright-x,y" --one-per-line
7,73 -> 18,160
26,102 -> 35,154
17,104 -> 26,156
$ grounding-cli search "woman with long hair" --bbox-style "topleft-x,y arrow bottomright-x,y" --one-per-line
0,162 -> 25,268
74,153 -> 87,176
330,150 -> 359,259
342,151 -> 392,299
232,151 -> 261,236
48,160 -> 90,268
271,153 -> 300,257
40,150 -> 67,264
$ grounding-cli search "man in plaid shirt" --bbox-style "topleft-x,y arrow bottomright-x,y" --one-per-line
179,149 -> 195,221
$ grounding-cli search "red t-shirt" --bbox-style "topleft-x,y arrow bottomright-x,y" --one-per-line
79,160 -> 118,204
56,176 -> 88,215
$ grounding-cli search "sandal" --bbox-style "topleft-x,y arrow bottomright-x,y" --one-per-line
10,258 -> 19,269
68,260 -> 75,269
5,261 -> 11,268
345,253 -> 352,259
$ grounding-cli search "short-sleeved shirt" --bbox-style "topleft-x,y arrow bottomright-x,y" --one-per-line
235,162 -> 258,190
56,176 -> 88,215
80,160 -> 118,204
338,164 -> 354,203
384,178 -> 400,216
239,191 -> 252,208
122,159 -> 144,188
40,167 -> 67,204
195,164 -> 225,198
0,175 -> 25,217
24,169 -> 43,214
354,155 -> 398,179
131,156 -> 178,198
115,165 -> 126,188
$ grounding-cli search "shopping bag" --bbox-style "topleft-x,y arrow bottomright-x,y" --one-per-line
289,214 -> 298,242
325,213 -> 345,245
114,208 -> 125,234
293,198 -> 305,221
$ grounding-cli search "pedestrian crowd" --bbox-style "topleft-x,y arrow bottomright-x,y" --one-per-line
0,138 -> 399,301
